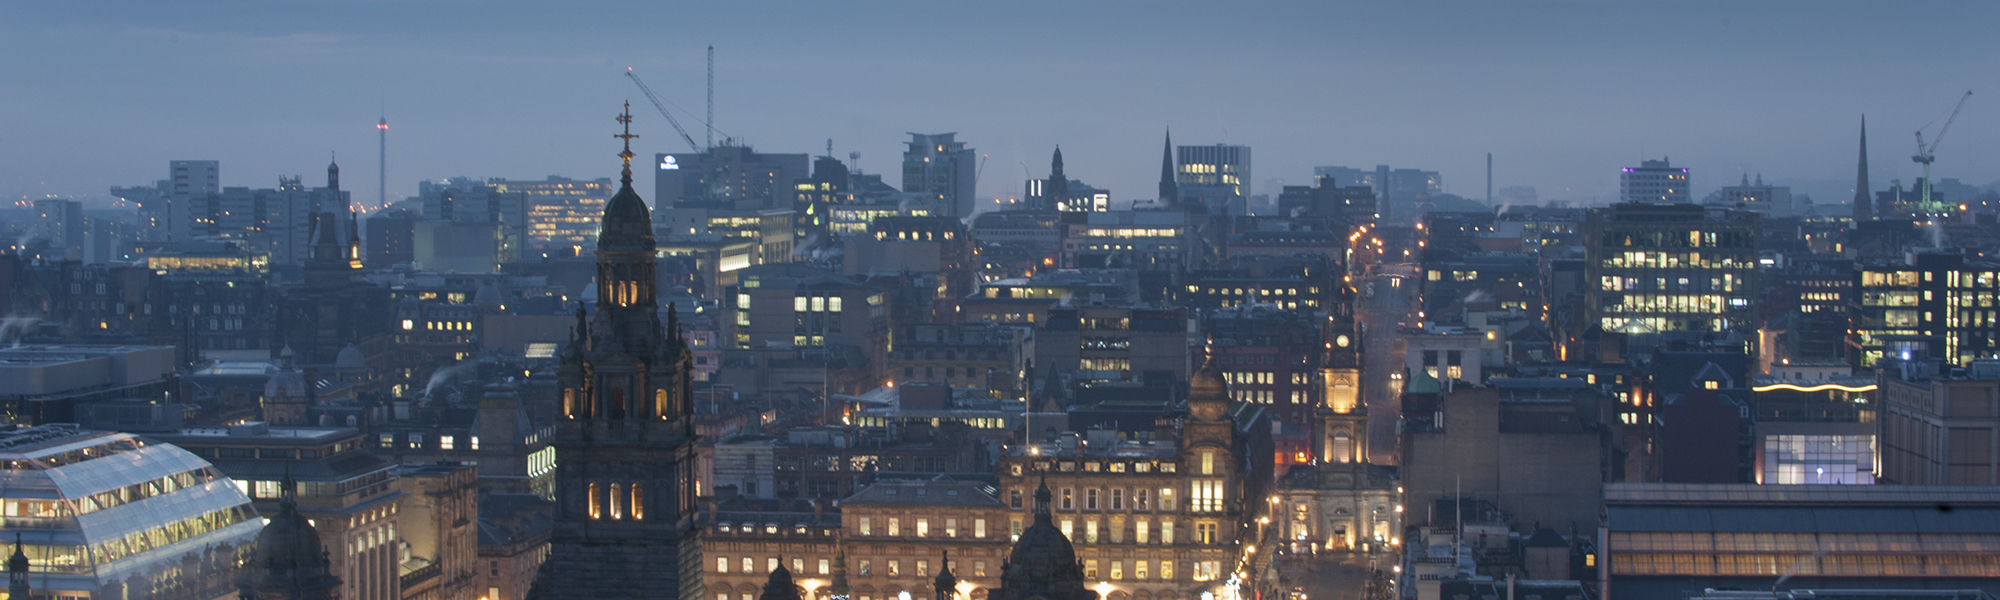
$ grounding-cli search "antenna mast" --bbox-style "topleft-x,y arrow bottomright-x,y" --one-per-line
706,45 -> 715,151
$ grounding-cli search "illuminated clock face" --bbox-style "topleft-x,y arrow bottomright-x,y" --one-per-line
1336,335 -> 1350,347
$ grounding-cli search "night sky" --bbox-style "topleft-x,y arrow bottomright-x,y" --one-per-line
5,1 -> 1997,210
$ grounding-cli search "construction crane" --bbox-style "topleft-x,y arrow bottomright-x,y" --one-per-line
625,67 -> 703,153
1913,90 -> 1973,211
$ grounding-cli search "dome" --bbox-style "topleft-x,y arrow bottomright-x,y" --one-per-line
334,344 -> 366,372
1000,478 -> 1088,597
756,561 -> 801,600
474,281 -> 504,307
1187,355 -> 1230,422
266,348 -> 308,400
242,477 -> 339,600
597,184 -> 656,253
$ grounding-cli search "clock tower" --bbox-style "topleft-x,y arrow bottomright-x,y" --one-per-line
1318,271 -> 1366,464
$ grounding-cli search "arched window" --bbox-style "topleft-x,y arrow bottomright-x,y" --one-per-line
588,483 -> 601,519
655,389 -> 671,418
610,483 -> 624,519
631,483 -> 645,520
1331,433 -> 1353,464
562,389 -> 576,418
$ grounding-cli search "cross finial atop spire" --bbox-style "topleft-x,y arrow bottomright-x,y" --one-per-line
615,102 -> 640,185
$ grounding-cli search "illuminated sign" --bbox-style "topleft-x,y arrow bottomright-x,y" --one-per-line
1751,383 -> 1877,393
659,155 -> 680,170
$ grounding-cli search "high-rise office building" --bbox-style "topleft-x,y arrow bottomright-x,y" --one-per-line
1584,202 -> 1759,334
1620,158 -> 1691,204
1851,251 -> 2000,369
902,133 -> 978,218
1178,144 -> 1250,215
655,146 -> 810,214
169,160 -> 220,241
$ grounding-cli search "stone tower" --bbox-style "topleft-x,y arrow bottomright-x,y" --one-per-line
539,104 -> 702,600
1319,273 -> 1367,464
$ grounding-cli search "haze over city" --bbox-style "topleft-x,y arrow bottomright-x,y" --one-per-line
6,0 -> 1998,208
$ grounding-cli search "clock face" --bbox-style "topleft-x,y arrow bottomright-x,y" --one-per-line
1336,335 -> 1350,347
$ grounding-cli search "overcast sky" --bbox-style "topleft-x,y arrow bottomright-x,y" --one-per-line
5,1 -> 1997,210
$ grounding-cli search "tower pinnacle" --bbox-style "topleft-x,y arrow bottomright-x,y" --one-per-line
1854,115 -> 1872,221
615,102 -> 640,186
1159,129 -> 1177,206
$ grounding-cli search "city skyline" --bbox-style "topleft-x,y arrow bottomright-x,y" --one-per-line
5,1 -> 1999,209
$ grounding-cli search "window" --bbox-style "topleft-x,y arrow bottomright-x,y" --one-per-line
1010,489 -> 1023,509
1135,560 -> 1148,579
1061,488 -> 1074,510
945,518 -> 957,537
1061,519 -> 1073,538
974,561 -> 987,577
1162,522 -> 1175,544
1110,561 -> 1123,580
859,560 -> 871,576
1160,488 -> 1175,510
917,560 -> 929,577
819,558 -> 830,574
1086,489 -> 1099,510
1111,488 -> 1124,511
1201,451 -> 1215,475
1085,560 -> 1098,578
768,557 -> 780,572
1086,519 -> 1099,543
742,557 -> 754,573
588,483 -> 601,519
1196,522 -> 1218,544
1193,561 -> 1220,581
1136,520 -> 1150,544
888,518 -> 900,536
916,518 -> 928,537
793,558 -> 804,573
631,484 -> 644,520
440,436 -> 455,450
1159,560 -> 1173,580
860,517 -> 871,536
888,560 -> 901,576
974,518 -> 986,538
717,557 -> 729,573
610,483 -> 624,519
1192,480 -> 1224,512
1135,489 -> 1150,511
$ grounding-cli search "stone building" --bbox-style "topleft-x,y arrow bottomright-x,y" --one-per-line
987,480 -> 1096,600
993,358 -> 1271,599
152,423 -> 406,600
397,463 -> 479,600
240,475 -> 342,600
476,494 -> 552,600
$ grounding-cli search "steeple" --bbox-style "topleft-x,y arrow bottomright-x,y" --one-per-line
1045,147 -> 1068,211
327,154 -> 340,191
1159,129 -> 1178,205
1854,116 -> 1872,221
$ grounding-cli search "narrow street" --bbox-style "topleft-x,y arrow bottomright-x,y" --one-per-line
1360,269 -> 1413,463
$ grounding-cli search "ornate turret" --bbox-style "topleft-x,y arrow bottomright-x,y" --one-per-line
932,550 -> 957,600
990,474 -> 1095,600
239,469 -> 339,600
1188,351 -> 1230,423
10,533 -> 30,600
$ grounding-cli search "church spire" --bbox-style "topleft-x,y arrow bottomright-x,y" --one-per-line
1159,129 -> 1177,206
1045,147 -> 1068,211
1854,115 -> 1872,221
